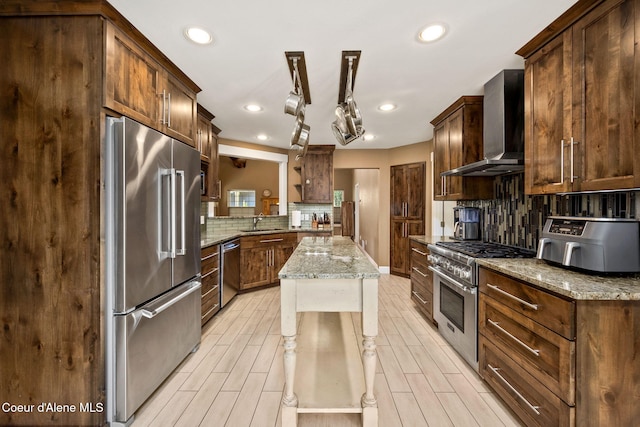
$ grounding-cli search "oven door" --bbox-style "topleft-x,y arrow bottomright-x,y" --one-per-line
430,266 -> 478,370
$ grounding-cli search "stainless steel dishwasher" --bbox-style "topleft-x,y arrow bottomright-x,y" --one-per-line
221,239 -> 240,307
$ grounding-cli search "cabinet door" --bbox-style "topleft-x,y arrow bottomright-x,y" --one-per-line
160,72 -> 197,147
273,243 -> 296,281
445,108 -> 464,198
210,131 -> 220,200
302,147 -> 333,203
197,114 -> 212,162
105,23 -> 161,128
572,0 -> 639,191
524,32 -> 573,194
390,220 -> 409,276
240,247 -> 270,289
433,121 -> 448,200
406,162 -> 425,220
390,165 -> 408,218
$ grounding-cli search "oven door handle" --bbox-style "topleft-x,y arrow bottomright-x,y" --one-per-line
428,266 -> 476,294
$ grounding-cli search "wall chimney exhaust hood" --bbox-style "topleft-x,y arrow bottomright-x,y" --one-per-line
442,69 -> 524,177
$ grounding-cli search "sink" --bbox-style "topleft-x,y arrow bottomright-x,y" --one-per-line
240,228 -> 285,233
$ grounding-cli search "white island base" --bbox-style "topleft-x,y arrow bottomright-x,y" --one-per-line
280,277 -> 378,427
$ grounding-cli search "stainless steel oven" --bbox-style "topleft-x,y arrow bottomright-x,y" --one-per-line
429,262 -> 477,370
427,241 -> 535,372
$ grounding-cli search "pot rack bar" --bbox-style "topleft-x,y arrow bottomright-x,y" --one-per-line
285,51 -> 311,105
337,50 -> 361,104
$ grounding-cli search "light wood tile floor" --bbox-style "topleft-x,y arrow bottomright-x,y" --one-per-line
132,274 -> 523,427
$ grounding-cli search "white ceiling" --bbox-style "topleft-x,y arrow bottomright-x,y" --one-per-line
107,0 -> 577,150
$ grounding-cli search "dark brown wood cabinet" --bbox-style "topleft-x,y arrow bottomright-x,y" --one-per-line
201,244 -> 221,325
299,145 -> 335,203
479,266 -> 640,427
105,21 -> 198,147
0,3 -> 200,425
198,104 -> 221,201
240,233 -> 297,290
519,0 -> 640,194
390,162 -> 425,277
431,96 -> 494,201
409,240 -> 434,322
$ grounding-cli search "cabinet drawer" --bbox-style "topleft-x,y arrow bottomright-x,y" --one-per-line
201,287 -> 220,324
480,295 -> 575,405
480,337 -> 575,427
410,241 -> 430,270
411,283 -> 433,320
241,233 -> 296,249
479,268 -> 575,339
201,273 -> 219,295
410,263 -> 432,290
201,244 -> 220,271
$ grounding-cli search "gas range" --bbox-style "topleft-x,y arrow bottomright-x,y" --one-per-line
426,240 -> 535,371
427,241 -> 535,286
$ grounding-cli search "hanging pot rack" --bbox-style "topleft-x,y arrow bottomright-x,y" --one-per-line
285,51 -> 311,105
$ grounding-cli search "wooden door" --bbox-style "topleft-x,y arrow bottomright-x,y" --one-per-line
406,162 -> 425,220
433,121 -> 448,200
390,165 -> 408,218
524,32 -> 573,194
390,220 -> 408,276
160,72 -> 197,147
105,22 -> 161,128
572,0 -> 639,191
240,247 -> 270,289
445,108 -> 464,198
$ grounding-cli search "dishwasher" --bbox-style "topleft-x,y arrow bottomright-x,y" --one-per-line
221,239 -> 240,307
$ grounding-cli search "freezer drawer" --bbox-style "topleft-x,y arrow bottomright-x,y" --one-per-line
113,280 -> 201,423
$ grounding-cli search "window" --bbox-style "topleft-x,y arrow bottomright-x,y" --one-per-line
333,190 -> 344,207
227,190 -> 256,207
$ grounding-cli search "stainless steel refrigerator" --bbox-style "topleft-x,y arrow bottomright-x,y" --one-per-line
105,117 -> 201,426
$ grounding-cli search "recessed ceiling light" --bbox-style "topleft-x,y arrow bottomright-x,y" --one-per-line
418,23 -> 447,43
244,104 -> 263,112
363,134 -> 375,141
184,27 -> 213,45
378,103 -> 397,112
257,134 -> 268,141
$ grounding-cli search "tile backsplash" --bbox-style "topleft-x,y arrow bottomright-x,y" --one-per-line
459,174 -> 637,250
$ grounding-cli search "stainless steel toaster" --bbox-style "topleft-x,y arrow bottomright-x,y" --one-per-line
537,216 -> 640,273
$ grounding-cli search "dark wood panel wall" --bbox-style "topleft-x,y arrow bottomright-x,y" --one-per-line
0,16 -> 104,426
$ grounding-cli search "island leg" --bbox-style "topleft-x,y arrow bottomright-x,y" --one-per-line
361,278 -> 379,426
280,278 -> 298,426
281,335 -> 298,426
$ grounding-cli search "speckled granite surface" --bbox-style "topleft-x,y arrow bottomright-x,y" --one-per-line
201,228 -> 330,248
279,236 -> 380,280
477,258 -> 640,301
409,235 -> 455,245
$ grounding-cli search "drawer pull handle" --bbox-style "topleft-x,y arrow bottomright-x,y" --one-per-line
411,247 -> 428,256
201,252 -> 219,261
411,290 -> 429,305
412,266 -> 428,277
201,268 -> 219,279
488,364 -> 541,416
488,319 -> 540,357
487,283 -> 538,310
260,238 -> 284,243
202,304 -> 220,319
201,285 -> 219,298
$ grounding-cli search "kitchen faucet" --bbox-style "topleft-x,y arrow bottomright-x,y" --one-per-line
252,213 -> 264,230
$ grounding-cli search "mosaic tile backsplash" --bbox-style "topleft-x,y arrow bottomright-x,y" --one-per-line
459,174 -> 638,250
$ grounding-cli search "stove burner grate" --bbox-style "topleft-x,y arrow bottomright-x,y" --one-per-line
436,241 -> 535,259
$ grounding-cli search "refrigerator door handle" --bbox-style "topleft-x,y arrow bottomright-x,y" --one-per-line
169,168 -> 177,258
176,170 -> 186,256
140,281 -> 201,319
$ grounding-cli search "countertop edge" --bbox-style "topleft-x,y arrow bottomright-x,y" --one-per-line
201,228 -> 332,248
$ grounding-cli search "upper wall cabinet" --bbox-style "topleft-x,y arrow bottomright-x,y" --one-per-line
519,0 -> 640,194
431,96 -> 494,201
105,22 -> 198,147
299,145 -> 335,203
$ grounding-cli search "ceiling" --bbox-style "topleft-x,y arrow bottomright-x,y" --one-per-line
107,0 -> 577,150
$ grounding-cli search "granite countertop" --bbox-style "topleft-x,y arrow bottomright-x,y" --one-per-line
278,236 -> 380,280
477,258 -> 640,301
409,235 -> 456,245
201,227 -> 330,248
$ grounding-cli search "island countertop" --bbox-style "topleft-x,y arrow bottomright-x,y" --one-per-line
278,236 -> 380,280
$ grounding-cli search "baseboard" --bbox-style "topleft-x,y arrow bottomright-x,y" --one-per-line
379,266 -> 390,274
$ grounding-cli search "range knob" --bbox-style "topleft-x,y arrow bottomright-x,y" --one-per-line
461,269 -> 471,280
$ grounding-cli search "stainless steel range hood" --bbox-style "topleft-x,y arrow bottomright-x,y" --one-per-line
442,69 -> 524,177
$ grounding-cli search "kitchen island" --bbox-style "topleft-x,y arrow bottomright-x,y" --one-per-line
278,236 -> 380,426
